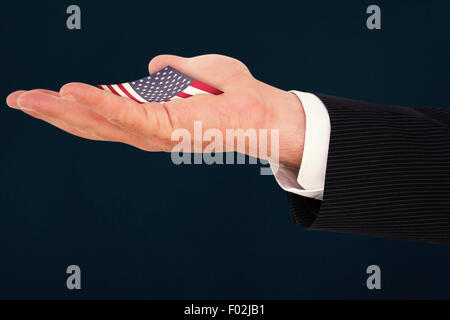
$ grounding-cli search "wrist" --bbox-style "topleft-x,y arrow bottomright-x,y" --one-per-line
261,83 -> 305,169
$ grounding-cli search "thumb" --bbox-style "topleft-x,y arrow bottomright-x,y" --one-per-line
148,54 -> 252,91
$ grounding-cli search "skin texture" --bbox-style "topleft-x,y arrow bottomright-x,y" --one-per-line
6,54 -> 306,169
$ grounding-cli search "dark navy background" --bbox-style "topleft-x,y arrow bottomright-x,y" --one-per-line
1,0 -> 449,299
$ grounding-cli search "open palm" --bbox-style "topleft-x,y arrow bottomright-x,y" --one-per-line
6,54 -> 304,167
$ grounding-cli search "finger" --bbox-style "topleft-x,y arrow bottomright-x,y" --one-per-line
148,54 -> 250,91
6,90 -> 27,108
30,89 -> 60,96
7,89 -> 59,109
9,91 -> 105,140
21,109 -> 106,141
16,90 -> 154,148
60,82 -> 174,140
21,108 -> 165,151
8,90 -> 102,140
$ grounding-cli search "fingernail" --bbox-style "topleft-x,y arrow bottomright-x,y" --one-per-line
6,90 -> 26,109
16,93 -> 36,112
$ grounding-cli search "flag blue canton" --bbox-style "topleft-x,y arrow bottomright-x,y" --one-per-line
129,66 -> 193,102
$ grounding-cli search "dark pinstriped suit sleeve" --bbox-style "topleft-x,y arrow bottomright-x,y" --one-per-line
287,94 -> 450,245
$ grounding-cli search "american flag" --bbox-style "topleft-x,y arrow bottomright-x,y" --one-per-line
97,66 -> 222,103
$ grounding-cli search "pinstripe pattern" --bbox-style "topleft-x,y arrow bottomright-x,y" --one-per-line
287,94 -> 450,245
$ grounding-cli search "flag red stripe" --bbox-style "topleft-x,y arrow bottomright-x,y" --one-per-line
177,92 -> 192,98
116,84 -> 143,104
97,85 -> 103,89
190,80 -> 223,95
106,85 -> 120,96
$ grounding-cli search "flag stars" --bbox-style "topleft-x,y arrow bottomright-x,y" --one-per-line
124,67 -> 195,102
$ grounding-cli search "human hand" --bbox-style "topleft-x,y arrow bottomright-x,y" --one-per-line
6,54 -> 305,168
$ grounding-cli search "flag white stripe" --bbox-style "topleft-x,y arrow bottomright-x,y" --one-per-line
182,86 -> 212,96
111,84 -> 129,98
101,85 -> 112,93
121,83 -> 148,103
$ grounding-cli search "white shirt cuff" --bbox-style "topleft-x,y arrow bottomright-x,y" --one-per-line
270,91 -> 330,200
